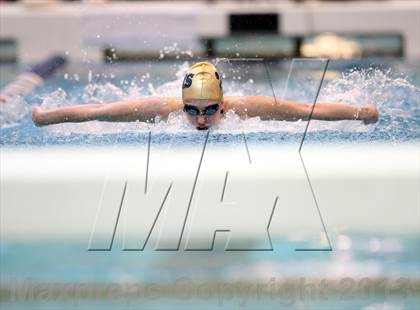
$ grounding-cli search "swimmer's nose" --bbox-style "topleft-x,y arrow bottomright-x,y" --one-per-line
197,116 -> 206,125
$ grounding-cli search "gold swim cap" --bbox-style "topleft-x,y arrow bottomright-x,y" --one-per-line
182,61 -> 223,103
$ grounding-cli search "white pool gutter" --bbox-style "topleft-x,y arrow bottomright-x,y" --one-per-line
1,143 -> 418,243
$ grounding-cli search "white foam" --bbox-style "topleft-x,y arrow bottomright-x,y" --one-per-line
1,65 -> 418,138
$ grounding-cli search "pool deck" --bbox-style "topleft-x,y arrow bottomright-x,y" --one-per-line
1,143 -> 418,242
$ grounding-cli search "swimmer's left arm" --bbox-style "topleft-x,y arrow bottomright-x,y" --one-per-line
226,96 -> 379,124
275,99 -> 379,124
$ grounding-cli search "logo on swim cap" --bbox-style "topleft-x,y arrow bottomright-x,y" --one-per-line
182,73 -> 194,89
182,62 -> 223,103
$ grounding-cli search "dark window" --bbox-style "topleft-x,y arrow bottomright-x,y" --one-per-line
229,14 -> 278,34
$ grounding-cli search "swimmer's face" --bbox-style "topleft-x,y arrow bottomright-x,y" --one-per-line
183,99 -> 224,130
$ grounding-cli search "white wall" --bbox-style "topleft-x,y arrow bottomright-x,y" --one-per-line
1,144 -> 418,244
0,1 -> 418,63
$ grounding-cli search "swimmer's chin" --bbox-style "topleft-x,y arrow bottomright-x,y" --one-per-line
196,126 -> 209,131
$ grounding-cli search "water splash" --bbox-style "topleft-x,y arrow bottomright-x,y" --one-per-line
158,43 -> 195,60
1,63 -> 419,145
317,68 -> 420,143
81,82 -> 126,103
0,96 -> 30,129
320,68 -> 419,111
38,88 -> 68,109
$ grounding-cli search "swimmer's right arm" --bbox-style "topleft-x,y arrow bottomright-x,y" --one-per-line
31,97 -> 183,126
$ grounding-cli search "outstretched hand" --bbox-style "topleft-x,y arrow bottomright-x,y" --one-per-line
32,107 -> 46,127
359,104 -> 379,124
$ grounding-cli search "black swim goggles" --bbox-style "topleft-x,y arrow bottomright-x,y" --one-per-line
183,103 -> 220,116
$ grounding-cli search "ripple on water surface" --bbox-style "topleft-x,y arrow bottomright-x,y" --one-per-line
1,61 -> 419,146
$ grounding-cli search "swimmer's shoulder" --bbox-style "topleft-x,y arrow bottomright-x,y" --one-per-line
149,97 -> 183,117
223,96 -> 250,117
224,95 -> 273,108
160,97 -> 183,111
224,96 -> 277,106
130,96 -> 183,112
224,96 -> 243,110
223,95 -> 280,118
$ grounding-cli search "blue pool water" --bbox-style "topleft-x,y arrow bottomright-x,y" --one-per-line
1,234 -> 419,309
1,59 -> 419,146
1,59 -> 419,309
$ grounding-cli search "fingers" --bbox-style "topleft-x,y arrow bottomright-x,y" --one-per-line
32,107 -> 45,126
362,105 -> 379,124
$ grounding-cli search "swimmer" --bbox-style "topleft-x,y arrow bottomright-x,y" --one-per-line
32,61 -> 379,130
1,55 -> 67,104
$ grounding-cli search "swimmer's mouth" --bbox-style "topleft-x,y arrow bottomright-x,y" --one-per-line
196,126 -> 209,130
